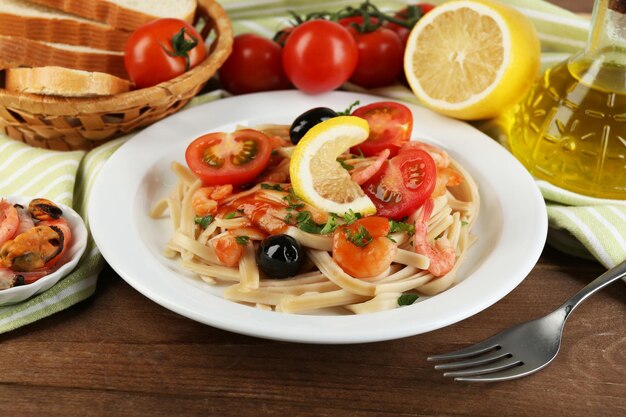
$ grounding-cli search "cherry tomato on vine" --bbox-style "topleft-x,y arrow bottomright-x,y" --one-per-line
124,18 -> 206,88
185,130 -> 272,186
351,101 -> 413,157
386,3 -> 436,46
219,34 -> 290,95
282,20 -> 358,94
361,148 -> 436,220
348,27 -> 403,89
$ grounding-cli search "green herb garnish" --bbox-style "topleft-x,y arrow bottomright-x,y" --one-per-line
338,158 -> 354,170
343,209 -> 362,225
224,211 -> 238,219
235,236 -> 250,246
397,294 -> 419,306
295,210 -> 323,234
389,219 -> 415,235
345,224 -> 372,247
261,183 -> 284,191
319,216 -> 338,234
194,215 -> 214,229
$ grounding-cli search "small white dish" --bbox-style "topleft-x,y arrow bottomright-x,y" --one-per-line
0,196 -> 88,305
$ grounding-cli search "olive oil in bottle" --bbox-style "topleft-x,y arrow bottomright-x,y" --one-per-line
509,0 -> 626,199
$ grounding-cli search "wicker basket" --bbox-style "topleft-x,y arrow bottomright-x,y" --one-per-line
0,0 -> 233,151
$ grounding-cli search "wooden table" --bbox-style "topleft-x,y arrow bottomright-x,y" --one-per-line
3,1 -> 625,416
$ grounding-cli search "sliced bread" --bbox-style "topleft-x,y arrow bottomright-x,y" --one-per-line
28,0 -> 197,31
0,36 -> 127,79
6,66 -> 131,97
0,0 -> 130,52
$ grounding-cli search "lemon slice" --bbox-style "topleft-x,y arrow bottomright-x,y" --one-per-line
404,0 -> 540,120
289,116 -> 376,216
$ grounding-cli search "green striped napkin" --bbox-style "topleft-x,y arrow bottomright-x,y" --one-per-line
0,0 -> 620,333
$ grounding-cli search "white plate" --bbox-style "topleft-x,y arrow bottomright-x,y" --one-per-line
89,91 -> 547,344
0,196 -> 88,305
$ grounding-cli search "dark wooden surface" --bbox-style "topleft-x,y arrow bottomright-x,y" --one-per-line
3,1 -> 625,416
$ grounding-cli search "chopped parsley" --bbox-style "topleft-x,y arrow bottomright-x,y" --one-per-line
224,211 -> 238,219
338,158 -> 354,170
235,236 -> 250,246
283,192 -> 305,211
343,209 -> 362,225
389,219 -> 415,235
319,216 -> 338,234
260,183 -> 284,191
295,211 -> 322,234
461,220 -> 469,226
194,215 -> 214,229
397,294 -> 419,306
345,225 -> 372,248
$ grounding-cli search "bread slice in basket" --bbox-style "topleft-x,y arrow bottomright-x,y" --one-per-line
28,0 -> 197,30
0,35 -> 127,79
0,0 -> 131,52
6,67 -> 131,97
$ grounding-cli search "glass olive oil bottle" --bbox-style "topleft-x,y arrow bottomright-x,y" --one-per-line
509,0 -> 626,199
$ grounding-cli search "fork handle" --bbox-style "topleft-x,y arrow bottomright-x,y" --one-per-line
560,258 -> 626,318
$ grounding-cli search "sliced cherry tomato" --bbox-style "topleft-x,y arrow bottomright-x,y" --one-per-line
361,149 -> 436,220
351,101 -> 413,157
185,130 -> 272,186
124,18 -> 206,88
282,20 -> 358,94
219,34 -> 290,95
348,27 -> 403,89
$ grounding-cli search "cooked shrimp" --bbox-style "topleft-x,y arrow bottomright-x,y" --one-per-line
401,141 -> 450,168
351,149 -> 390,185
431,166 -> 464,198
28,198 -> 62,221
0,225 -> 65,272
332,216 -> 397,278
0,200 -> 19,247
192,185 -> 233,216
212,234 -> 244,267
413,199 -> 455,277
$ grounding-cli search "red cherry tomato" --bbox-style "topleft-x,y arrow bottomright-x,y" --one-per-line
338,16 -> 380,36
361,148 -> 436,220
386,3 -> 436,46
348,27 -> 404,89
185,130 -> 272,186
282,20 -> 358,94
219,34 -> 290,95
124,18 -> 206,88
351,101 -> 413,157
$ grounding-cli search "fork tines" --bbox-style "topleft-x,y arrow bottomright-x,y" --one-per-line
428,341 -> 526,382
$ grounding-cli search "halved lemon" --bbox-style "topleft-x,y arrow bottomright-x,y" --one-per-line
404,0 -> 540,120
289,116 -> 376,216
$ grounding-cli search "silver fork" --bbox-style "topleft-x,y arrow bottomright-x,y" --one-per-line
428,258 -> 626,382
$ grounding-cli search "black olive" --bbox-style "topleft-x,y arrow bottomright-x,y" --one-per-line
256,234 -> 306,279
289,107 -> 338,145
